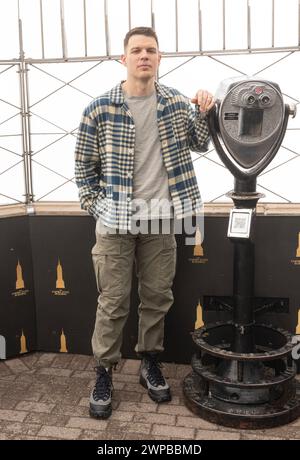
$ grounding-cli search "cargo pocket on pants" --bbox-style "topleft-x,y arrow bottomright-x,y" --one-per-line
92,238 -> 123,296
159,236 -> 177,291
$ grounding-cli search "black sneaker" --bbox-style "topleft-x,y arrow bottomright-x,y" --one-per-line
139,354 -> 171,403
89,366 -> 113,419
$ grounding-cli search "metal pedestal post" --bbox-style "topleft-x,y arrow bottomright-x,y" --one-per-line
183,185 -> 300,429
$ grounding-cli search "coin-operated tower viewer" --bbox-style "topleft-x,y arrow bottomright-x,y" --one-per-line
183,78 -> 300,429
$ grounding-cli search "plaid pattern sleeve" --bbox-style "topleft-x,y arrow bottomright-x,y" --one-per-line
187,103 -> 210,153
74,108 -> 106,218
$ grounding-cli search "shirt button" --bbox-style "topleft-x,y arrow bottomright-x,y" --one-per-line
129,125 -> 134,129
127,172 -> 132,179
162,140 -> 168,147
127,197 -> 131,202
129,149 -> 134,154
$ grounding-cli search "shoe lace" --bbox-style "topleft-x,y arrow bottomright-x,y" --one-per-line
146,358 -> 166,387
93,366 -> 112,401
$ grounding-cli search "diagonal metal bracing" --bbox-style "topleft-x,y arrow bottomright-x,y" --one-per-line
210,190 -> 232,202
0,113 -> 21,127
29,62 -> 99,108
0,159 -> 23,176
274,144 -> 300,158
28,60 -> 105,108
208,56 -> 247,76
30,111 -> 70,134
29,82 -> 91,109
32,157 -> 76,184
0,145 -> 22,158
256,184 -> 292,203
0,191 -> 23,204
252,52 -> 295,76
0,66 -> 21,113
192,147 -> 217,160
31,132 -> 75,158
191,147 -> 227,169
31,61 -> 104,90
281,95 -> 300,104
0,65 -> 15,76
259,153 -> 300,178
0,98 -> 21,111
35,176 -> 76,201
159,56 -> 197,79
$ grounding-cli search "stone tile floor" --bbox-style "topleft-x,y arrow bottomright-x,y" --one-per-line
0,353 -> 299,440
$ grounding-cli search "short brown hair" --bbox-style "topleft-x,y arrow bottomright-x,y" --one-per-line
124,27 -> 159,50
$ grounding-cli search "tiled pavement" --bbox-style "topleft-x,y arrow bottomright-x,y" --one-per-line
0,352 -> 299,440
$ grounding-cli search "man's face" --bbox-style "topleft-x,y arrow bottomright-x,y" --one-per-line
121,34 -> 161,81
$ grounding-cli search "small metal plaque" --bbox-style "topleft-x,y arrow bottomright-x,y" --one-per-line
227,208 -> 253,239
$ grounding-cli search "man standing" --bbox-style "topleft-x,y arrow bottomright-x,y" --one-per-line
75,27 -> 214,419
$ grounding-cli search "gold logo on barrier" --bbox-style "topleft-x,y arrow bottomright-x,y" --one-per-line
189,227 -> 208,264
291,233 -> 300,265
20,329 -> 28,354
52,259 -> 69,296
297,233 -> 300,258
56,259 -> 65,289
16,260 -> 25,290
296,309 -> 300,335
195,300 -> 204,329
60,329 -> 68,353
12,260 -> 29,297
194,227 -> 204,257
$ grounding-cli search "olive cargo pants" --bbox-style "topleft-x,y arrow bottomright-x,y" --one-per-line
91,222 -> 177,367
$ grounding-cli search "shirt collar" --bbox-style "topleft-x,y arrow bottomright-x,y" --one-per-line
109,81 -> 173,105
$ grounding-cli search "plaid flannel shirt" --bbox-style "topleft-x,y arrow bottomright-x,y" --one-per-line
75,81 -> 210,230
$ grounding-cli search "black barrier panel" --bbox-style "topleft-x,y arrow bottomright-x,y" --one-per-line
0,214 -> 299,370
94,215 -> 300,367
254,216 -> 300,332
0,216 -> 36,359
162,217 -> 234,364
29,216 -> 97,355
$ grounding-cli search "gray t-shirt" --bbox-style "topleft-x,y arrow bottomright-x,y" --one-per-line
125,91 -> 173,220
